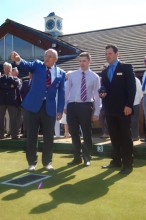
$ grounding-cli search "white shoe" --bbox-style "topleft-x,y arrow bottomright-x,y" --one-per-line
27,165 -> 36,171
44,163 -> 54,171
85,161 -> 91,166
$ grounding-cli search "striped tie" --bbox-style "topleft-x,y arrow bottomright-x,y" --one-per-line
81,72 -> 87,101
46,67 -> 51,88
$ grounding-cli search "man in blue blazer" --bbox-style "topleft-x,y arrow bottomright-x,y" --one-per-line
11,49 -> 65,171
99,44 -> 136,174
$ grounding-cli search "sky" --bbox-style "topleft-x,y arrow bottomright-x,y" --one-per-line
0,0 -> 146,35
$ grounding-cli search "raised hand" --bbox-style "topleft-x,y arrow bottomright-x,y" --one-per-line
11,51 -> 21,62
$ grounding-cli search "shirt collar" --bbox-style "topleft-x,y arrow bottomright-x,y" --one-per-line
79,68 -> 90,74
111,59 -> 119,67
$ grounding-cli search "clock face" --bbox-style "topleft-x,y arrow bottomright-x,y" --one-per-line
46,19 -> 55,30
56,19 -> 62,30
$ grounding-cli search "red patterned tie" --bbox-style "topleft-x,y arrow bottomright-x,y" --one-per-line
81,72 -> 87,101
46,67 -> 51,88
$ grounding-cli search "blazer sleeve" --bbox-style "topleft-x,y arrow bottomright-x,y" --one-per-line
123,64 -> 136,108
57,70 -> 65,113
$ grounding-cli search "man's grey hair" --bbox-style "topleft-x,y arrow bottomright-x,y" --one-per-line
3,62 -> 12,69
45,48 -> 58,59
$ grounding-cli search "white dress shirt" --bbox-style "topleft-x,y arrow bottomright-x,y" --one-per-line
65,68 -> 101,116
134,77 -> 143,105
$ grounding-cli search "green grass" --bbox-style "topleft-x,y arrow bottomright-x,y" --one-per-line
0,148 -> 146,220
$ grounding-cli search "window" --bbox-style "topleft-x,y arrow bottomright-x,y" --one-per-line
0,34 -> 44,61
13,36 -> 33,60
5,34 -> 12,61
34,46 -> 44,60
0,37 -> 4,61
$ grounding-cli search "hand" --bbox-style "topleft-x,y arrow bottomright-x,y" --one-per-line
56,112 -> 62,121
99,92 -> 107,99
92,115 -> 99,122
124,106 -> 132,116
11,51 -> 21,62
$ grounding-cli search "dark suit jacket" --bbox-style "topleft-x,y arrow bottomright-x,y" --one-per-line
101,62 -> 136,116
21,79 -> 32,100
0,75 -> 22,106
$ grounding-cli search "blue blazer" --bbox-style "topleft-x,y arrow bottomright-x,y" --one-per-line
19,59 -> 65,116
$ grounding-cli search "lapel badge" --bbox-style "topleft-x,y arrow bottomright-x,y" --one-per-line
117,72 -> 123,75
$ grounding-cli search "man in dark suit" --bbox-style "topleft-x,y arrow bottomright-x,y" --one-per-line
0,62 -> 22,139
12,67 -> 22,137
99,44 -> 136,174
11,49 -> 65,171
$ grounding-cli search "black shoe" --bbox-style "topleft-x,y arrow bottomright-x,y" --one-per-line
67,159 -> 82,166
5,133 -> 10,138
82,154 -> 91,166
119,167 -> 133,174
21,135 -> 27,138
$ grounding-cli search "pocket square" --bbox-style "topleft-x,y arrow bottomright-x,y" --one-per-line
117,72 -> 123,75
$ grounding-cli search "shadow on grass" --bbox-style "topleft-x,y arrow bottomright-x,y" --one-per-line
30,168 -> 127,214
0,147 -> 25,154
0,164 -> 84,200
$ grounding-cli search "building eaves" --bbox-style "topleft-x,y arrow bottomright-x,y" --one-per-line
1,19 -> 81,55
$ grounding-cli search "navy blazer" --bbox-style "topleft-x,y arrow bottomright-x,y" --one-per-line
19,59 -> 65,116
0,75 -> 22,106
21,79 -> 32,100
101,62 -> 136,116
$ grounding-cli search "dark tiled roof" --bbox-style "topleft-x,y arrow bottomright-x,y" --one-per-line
59,23 -> 146,75
0,19 -> 81,56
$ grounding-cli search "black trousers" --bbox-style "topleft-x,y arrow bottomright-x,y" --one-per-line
67,102 -> 93,161
26,101 -> 56,166
106,115 -> 133,167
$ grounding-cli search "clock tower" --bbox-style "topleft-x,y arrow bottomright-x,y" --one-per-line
44,12 -> 63,36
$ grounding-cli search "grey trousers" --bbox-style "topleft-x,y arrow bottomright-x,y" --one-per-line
131,104 -> 140,139
26,101 -> 56,166
0,105 -> 19,138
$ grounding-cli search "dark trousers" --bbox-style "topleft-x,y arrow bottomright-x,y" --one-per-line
26,101 -> 56,166
99,107 -> 109,135
0,105 -> 19,138
106,115 -> 133,167
131,104 -> 140,139
22,108 -> 28,136
67,102 -> 93,161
